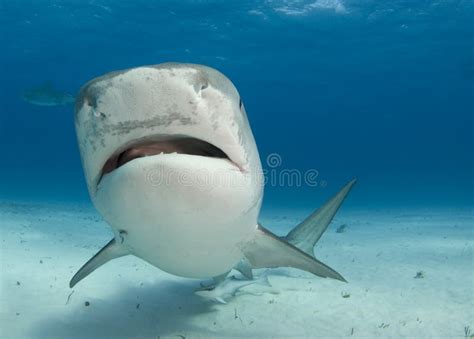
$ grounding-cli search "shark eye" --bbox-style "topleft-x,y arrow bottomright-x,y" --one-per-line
239,99 -> 242,109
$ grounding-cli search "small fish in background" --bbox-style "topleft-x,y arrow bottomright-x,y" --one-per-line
195,272 -> 272,304
22,82 -> 75,106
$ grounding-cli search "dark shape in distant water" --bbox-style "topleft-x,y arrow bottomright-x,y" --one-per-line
336,224 -> 347,233
22,82 -> 75,106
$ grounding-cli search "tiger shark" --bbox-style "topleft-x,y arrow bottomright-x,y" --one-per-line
70,62 -> 356,288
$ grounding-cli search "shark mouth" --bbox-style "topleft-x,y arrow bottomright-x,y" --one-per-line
100,136 -> 231,181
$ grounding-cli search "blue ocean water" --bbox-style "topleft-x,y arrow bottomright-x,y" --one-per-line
0,0 -> 472,209
1,3 -> 474,338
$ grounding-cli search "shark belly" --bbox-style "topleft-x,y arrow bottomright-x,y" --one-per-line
94,154 -> 261,278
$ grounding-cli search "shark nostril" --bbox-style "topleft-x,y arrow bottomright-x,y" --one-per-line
193,81 -> 209,96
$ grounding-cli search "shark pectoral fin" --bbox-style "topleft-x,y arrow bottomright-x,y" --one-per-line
69,238 -> 128,288
215,297 -> 227,304
243,225 -> 347,282
285,178 -> 357,255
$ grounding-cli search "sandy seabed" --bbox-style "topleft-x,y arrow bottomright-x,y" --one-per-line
1,200 -> 473,339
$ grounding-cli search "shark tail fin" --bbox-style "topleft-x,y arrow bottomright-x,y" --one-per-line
69,238 -> 128,288
284,178 -> 357,255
